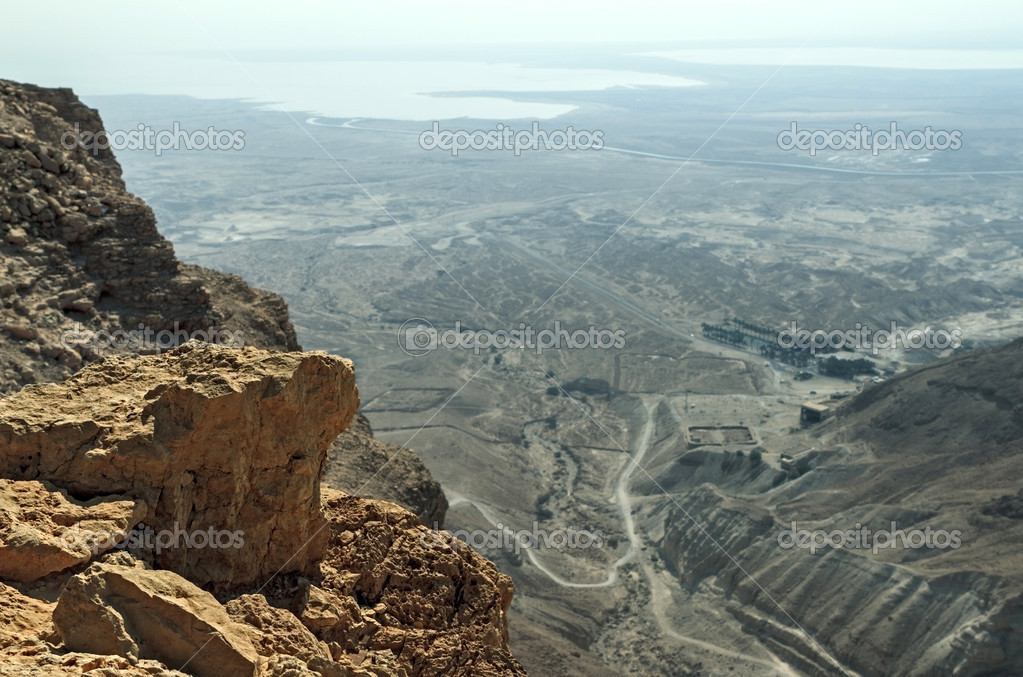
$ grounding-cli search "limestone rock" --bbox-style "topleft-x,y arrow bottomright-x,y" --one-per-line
0,342 -> 359,588
53,562 -> 261,677
1,323 -> 36,340
315,490 -> 525,676
5,227 -> 28,245
292,581 -> 374,648
0,78 -> 301,398
0,644 -> 191,676
325,414 -> 448,526
0,478 -> 145,582
0,582 -> 55,649
226,593 -> 332,664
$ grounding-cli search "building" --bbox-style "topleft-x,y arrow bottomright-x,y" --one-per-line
800,401 -> 831,427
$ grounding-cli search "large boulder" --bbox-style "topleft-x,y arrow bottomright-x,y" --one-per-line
0,342 -> 359,588
53,562 -> 261,677
0,478 -> 144,582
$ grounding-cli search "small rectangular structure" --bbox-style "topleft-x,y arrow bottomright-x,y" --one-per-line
685,425 -> 756,447
800,401 -> 831,427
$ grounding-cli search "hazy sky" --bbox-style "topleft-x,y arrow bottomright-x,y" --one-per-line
2,1 -> 1021,111
5,0 -> 1022,53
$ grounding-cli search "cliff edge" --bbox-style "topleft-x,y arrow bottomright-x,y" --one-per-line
0,342 -> 524,676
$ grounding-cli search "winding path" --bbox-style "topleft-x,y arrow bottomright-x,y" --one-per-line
448,396 -> 797,675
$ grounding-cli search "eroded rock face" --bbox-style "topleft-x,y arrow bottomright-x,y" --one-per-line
43,492 -> 526,677
227,594 -> 334,666
53,563 -> 261,677
0,342 -> 359,588
0,478 -> 145,582
0,582 -> 55,649
326,414 -> 448,527
314,489 -> 522,675
0,78 -> 300,397
0,79 -> 524,676
0,341 -> 524,674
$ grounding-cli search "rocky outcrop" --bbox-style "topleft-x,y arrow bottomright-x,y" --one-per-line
319,490 -> 514,647
0,79 -> 518,675
0,342 -> 359,588
0,76 -> 443,535
0,581 -> 55,649
0,78 -> 300,396
0,343 -> 525,675
54,563 -> 262,677
326,414 -> 448,526
0,479 -> 145,582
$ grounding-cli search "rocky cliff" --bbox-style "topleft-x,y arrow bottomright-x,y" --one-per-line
0,78 -> 447,530
0,80 -> 498,675
0,343 -> 524,676
0,79 -> 301,394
